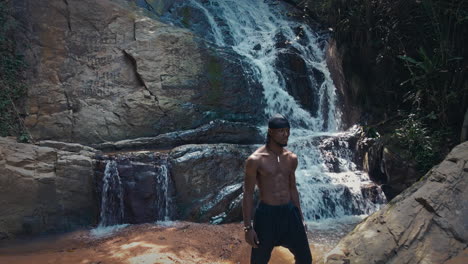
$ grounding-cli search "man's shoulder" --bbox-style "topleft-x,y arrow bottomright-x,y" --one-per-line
284,148 -> 298,159
246,146 -> 267,162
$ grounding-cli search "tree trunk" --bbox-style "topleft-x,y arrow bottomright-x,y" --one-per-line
461,108 -> 468,142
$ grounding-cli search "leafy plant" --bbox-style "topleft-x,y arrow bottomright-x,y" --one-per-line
395,112 -> 448,172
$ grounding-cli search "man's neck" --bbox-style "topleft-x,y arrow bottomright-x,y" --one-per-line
266,142 -> 283,155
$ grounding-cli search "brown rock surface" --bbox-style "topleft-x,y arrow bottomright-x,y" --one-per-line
0,137 -> 98,238
14,0 -> 262,145
325,142 -> 468,264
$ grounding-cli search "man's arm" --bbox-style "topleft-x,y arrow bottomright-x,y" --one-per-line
243,156 -> 257,228
289,154 -> 304,221
242,155 -> 259,247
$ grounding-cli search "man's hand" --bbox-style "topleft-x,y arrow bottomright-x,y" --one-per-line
245,229 -> 260,248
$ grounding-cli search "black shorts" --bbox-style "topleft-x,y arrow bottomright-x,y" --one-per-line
251,201 -> 312,264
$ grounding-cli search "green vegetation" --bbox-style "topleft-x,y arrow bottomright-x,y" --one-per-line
297,0 -> 467,172
0,1 -> 29,142
394,112 -> 449,172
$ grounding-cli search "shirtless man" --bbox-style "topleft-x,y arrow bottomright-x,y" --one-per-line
242,114 -> 312,264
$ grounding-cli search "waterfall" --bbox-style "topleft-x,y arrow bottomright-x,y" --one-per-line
96,153 -> 175,226
99,160 -> 125,227
154,162 -> 174,222
167,0 -> 386,220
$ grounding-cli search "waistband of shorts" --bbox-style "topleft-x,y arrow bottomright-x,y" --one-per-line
258,200 -> 294,210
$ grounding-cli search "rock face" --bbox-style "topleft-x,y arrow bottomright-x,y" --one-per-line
360,136 -> 422,200
325,39 -> 361,128
0,137 -> 98,239
169,144 -> 257,222
14,0 -> 263,145
325,142 -> 468,264
276,45 -> 319,116
93,119 -> 264,151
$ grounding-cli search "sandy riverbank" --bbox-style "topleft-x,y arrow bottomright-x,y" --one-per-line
0,220 -> 358,264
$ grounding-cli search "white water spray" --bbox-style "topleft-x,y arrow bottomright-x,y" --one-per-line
156,164 -> 172,221
99,160 -> 125,226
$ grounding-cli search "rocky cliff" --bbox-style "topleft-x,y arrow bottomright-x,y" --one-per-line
14,0 -> 263,145
0,137 -> 99,239
325,141 -> 468,264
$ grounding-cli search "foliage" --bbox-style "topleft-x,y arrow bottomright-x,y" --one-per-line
0,1 -> 29,141
395,0 -> 468,127
301,0 -> 467,128
293,0 -> 467,172
394,112 -> 449,172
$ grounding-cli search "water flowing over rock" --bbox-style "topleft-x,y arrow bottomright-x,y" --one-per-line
161,0 -> 385,221
0,137 -> 98,238
289,127 -> 386,220
94,151 -> 176,225
98,160 -> 125,226
325,142 -> 468,264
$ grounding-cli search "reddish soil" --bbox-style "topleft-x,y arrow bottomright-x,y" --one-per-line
0,222 -> 338,264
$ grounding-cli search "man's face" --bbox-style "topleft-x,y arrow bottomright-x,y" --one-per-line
269,127 -> 290,147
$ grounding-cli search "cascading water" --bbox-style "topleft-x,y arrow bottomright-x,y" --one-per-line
164,0 -> 386,220
99,160 -> 125,227
95,152 -> 176,227
154,161 -> 174,222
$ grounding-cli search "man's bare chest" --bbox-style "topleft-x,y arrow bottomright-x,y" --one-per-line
257,159 -> 293,179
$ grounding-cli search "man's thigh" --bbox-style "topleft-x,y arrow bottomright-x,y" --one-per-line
282,207 -> 312,264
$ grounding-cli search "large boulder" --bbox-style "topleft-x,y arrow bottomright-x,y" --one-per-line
14,0 -> 263,145
325,142 -> 468,264
169,143 -> 257,222
0,137 -> 98,239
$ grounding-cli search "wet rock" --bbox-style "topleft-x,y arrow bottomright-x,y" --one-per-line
94,152 -> 176,224
169,144 -> 256,222
360,183 -> 385,205
276,48 -> 319,115
192,183 -> 243,223
318,126 -> 361,173
0,137 -> 98,238
361,136 -> 422,200
325,142 -> 468,264
93,119 -> 264,151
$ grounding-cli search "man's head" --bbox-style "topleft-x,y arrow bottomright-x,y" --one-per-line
266,114 -> 290,147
